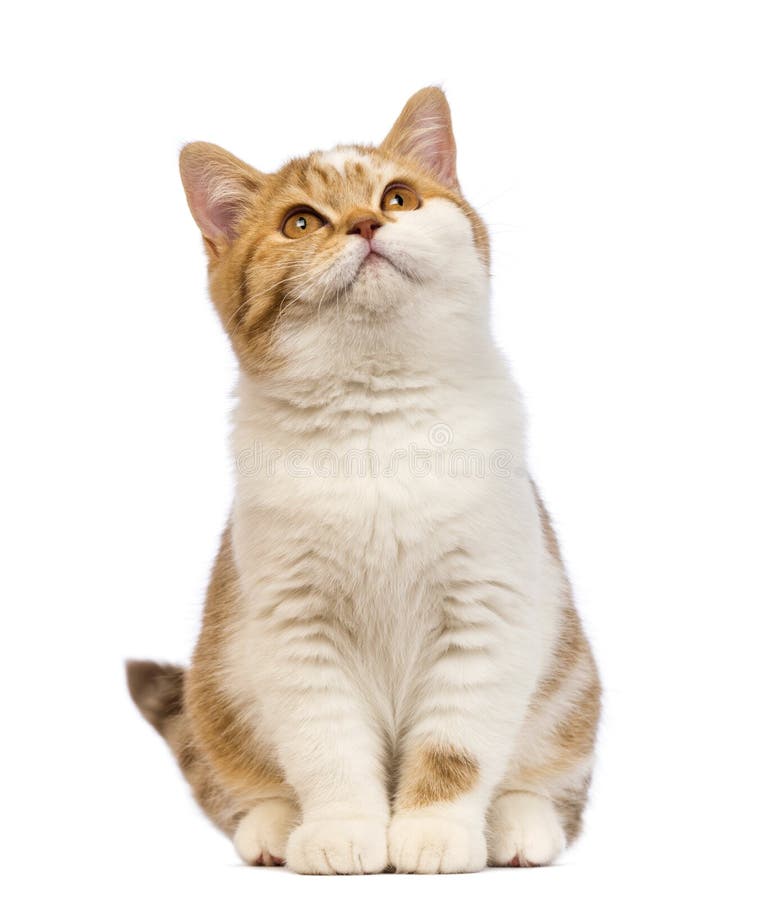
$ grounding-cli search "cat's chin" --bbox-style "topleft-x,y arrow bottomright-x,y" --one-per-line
361,250 -> 391,269
349,259 -> 412,311
357,252 -> 398,283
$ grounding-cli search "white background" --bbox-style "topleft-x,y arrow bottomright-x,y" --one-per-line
2,2 -> 760,897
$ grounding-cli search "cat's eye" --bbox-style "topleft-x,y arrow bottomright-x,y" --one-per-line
282,208 -> 325,239
381,184 -> 420,213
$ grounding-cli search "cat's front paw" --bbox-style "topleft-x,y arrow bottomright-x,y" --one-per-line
233,798 -> 299,865
487,792 -> 565,867
388,811 -> 487,873
286,816 -> 388,874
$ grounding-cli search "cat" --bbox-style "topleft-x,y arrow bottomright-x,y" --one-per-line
126,86 -> 601,875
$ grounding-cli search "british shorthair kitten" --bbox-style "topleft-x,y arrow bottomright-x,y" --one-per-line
127,86 -> 600,874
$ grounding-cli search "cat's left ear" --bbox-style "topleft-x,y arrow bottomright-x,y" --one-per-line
380,86 -> 459,191
179,142 -> 266,256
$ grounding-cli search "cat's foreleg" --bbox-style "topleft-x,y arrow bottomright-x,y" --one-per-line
242,590 -> 390,874
388,581 -> 542,873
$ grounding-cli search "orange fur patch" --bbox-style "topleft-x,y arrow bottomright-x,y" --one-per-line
126,660 -> 244,835
396,744 -> 479,809
502,481 -> 602,844
185,526 -> 289,804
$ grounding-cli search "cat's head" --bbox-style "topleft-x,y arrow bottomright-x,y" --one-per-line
180,87 -> 491,376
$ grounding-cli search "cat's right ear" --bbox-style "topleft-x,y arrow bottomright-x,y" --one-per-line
179,142 -> 265,257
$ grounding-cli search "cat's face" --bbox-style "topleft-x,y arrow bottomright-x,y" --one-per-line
180,87 -> 490,375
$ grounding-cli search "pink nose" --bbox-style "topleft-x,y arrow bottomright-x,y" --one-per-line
347,216 -> 382,241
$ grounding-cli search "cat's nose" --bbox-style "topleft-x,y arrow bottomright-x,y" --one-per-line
347,215 -> 382,241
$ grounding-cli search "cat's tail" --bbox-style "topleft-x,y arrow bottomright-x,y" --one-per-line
125,660 -> 240,835
126,659 -> 185,736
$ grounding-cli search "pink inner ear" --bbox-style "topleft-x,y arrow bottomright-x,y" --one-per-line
420,125 -> 457,187
196,191 -> 238,242
186,179 -> 241,243
180,143 -> 265,249
388,94 -> 459,189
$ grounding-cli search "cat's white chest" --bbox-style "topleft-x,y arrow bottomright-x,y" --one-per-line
226,370 -> 537,747
234,407 -> 501,573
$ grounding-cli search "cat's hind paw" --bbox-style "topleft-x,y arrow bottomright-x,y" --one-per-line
487,791 -> 565,867
233,798 -> 299,866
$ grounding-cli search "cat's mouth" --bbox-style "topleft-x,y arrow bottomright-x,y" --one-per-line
362,250 -> 387,267
319,239 -> 419,306
360,244 -> 392,270
355,242 -> 412,282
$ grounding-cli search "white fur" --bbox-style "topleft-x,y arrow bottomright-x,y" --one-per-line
318,147 -> 371,174
389,809 -> 487,873
488,792 -> 566,866
287,815 -> 388,874
233,798 -> 298,865
224,173 -> 567,873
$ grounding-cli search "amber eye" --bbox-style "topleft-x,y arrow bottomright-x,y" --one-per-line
282,208 -> 325,239
381,184 -> 420,212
